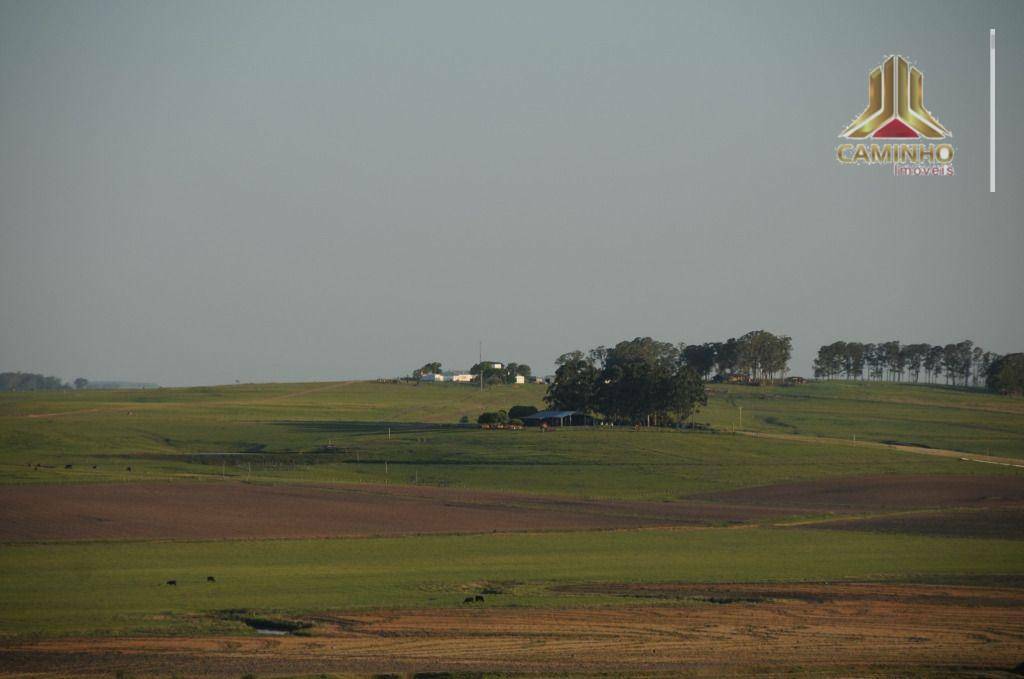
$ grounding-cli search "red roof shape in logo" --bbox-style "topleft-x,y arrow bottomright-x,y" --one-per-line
873,118 -> 918,138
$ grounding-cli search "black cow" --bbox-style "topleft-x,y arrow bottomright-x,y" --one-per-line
474,595 -> 485,602
64,464 -> 73,469
166,580 -> 177,586
463,596 -> 474,604
126,466 -> 132,472
207,576 -> 216,582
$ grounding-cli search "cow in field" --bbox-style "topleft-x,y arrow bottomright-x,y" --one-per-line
474,595 -> 484,602
463,596 -> 474,604
166,580 -> 177,586
207,576 -> 216,582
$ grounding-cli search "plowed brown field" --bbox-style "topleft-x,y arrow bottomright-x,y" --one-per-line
694,474 -> 1024,510
2,583 -> 1021,677
810,506 -> 1024,539
0,481 -> 799,541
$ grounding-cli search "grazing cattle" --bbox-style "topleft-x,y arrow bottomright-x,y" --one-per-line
206,576 -> 216,582
91,465 -> 97,469
126,466 -> 132,472
64,464 -> 73,469
166,580 -> 177,586
474,595 -> 484,602
463,596 -> 474,604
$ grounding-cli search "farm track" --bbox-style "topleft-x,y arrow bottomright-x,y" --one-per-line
2,583 -> 1022,677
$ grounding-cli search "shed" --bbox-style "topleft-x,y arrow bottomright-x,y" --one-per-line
521,410 -> 593,427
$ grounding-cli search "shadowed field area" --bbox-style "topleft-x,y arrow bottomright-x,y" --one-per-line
2,583 -> 1022,677
0,481 -> 800,542
693,474 -> 1024,509
812,506 -> 1024,540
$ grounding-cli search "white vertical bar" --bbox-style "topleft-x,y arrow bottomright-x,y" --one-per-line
990,29 -> 995,193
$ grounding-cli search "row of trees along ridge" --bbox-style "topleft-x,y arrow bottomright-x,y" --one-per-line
813,340 -> 998,386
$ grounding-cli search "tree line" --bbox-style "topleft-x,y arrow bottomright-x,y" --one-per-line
0,372 -> 88,391
812,340 -> 999,387
680,330 -> 793,382
545,337 -> 707,426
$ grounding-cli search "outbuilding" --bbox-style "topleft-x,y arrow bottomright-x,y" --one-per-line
521,410 -> 594,427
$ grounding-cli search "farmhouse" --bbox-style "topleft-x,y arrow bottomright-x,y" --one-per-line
448,373 -> 475,383
513,374 -> 526,384
521,410 -> 594,427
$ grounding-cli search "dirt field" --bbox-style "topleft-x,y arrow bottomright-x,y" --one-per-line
0,481 -> 801,541
2,583 -> 1021,677
694,474 -> 1024,510
809,506 -> 1024,539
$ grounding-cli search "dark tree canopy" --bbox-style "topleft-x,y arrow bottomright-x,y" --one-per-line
544,351 -> 599,412
508,405 -> 539,419
415,362 -> 442,377
987,353 -> 1024,395
545,339 -> 707,426
0,372 -> 67,391
675,332 -> 791,383
813,339 -> 998,387
477,410 -> 508,425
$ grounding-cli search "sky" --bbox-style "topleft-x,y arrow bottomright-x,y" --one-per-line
1,0 -> 1022,386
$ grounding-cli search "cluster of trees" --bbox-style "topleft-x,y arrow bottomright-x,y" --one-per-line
986,354 -> 1024,395
812,340 -> 998,386
0,372 -> 88,391
679,330 -> 793,382
470,361 -> 532,385
413,362 -> 443,377
477,405 -> 538,425
545,337 -> 707,426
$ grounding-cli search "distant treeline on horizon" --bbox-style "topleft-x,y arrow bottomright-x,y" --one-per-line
813,340 -> 996,387
0,372 -> 158,392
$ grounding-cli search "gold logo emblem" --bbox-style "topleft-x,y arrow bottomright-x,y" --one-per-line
841,55 -> 950,139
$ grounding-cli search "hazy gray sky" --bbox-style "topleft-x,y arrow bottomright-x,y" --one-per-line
1,0 -> 1022,386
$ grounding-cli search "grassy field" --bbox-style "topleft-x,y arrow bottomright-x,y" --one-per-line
2,420 -> 1018,499
2,380 -> 1022,499
702,381 -> 1024,458
1,527 -> 1021,638
2,378 -> 1023,674
2,380 -> 1021,460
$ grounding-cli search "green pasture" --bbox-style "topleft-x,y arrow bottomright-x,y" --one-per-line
2,426 -> 1018,499
2,380 -> 1022,463
1,527 -> 1020,639
702,381 -> 1024,458
2,380 -> 1022,497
